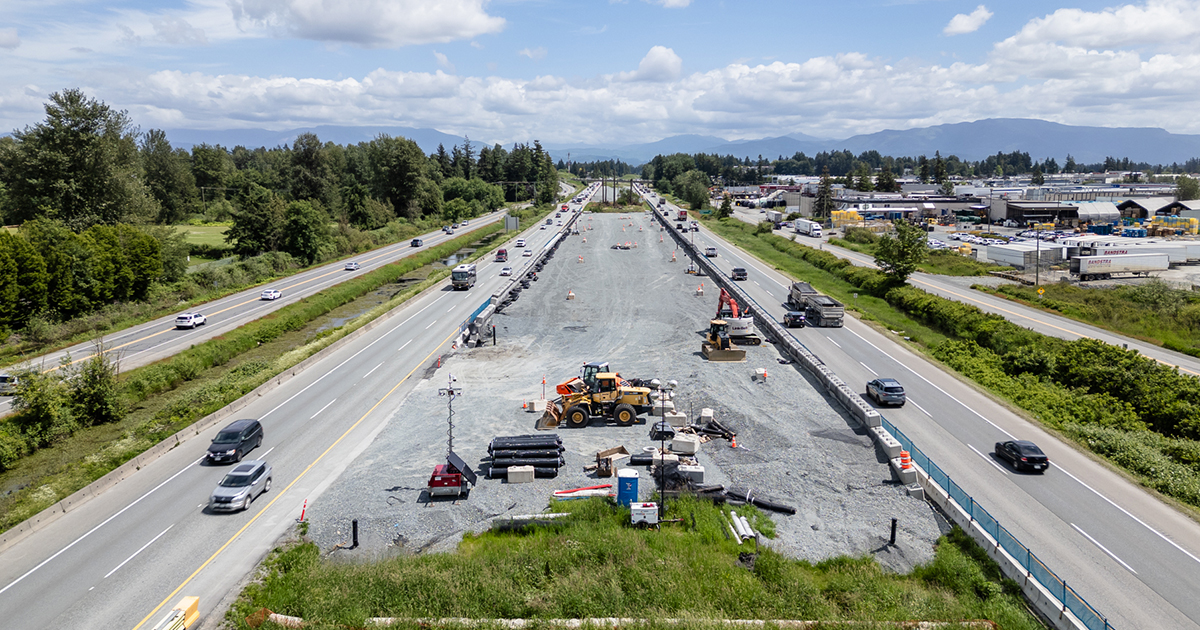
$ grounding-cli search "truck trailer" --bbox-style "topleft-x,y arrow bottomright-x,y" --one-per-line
794,218 -> 822,238
1069,253 -> 1169,281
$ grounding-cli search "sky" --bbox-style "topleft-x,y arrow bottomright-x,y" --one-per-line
3,0 -> 1200,147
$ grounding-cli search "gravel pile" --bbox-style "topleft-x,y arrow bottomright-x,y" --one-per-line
305,211 -> 948,572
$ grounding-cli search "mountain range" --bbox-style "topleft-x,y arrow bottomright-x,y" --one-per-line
163,119 -> 1200,167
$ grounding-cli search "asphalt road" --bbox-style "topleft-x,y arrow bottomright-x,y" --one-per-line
0,185 -> 585,630
732,205 -> 1200,376
654,191 -> 1200,629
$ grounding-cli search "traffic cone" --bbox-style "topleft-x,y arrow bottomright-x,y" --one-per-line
579,255 -> 583,263
298,499 -> 307,522
731,435 -> 738,449
567,289 -> 575,300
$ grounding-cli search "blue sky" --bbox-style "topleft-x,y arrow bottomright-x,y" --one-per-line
3,0 -> 1199,146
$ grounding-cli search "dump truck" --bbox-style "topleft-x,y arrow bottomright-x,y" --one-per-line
804,294 -> 845,327
702,319 -> 747,362
540,371 -> 652,429
787,282 -> 816,310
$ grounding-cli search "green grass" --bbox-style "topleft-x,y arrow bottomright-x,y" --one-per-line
698,217 -> 949,347
179,224 -> 229,247
226,499 -> 1038,629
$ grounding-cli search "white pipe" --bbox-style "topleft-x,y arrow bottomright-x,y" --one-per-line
739,515 -> 753,538
729,511 -> 751,539
728,522 -> 742,545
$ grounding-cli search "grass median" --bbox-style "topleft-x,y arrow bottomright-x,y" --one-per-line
227,498 -> 1038,629
0,211 -> 553,535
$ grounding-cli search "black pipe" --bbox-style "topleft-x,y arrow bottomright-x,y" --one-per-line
890,518 -> 897,545
352,519 -> 359,549
489,449 -> 564,459
489,457 -> 564,468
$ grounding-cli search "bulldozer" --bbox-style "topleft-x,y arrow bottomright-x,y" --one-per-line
715,288 -> 762,346
539,370 -> 653,429
702,319 -> 747,362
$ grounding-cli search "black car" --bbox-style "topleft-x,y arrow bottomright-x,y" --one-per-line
206,419 -> 263,464
730,267 -> 747,281
994,440 -> 1050,473
783,311 -> 806,328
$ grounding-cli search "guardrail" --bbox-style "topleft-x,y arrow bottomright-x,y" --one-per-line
646,197 -> 1109,630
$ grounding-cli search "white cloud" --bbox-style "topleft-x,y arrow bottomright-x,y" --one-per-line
518,47 -> 547,60
433,51 -> 455,73
227,0 -> 505,47
0,28 -> 20,50
944,5 -> 993,36
151,17 -> 208,46
619,46 -> 682,82
1000,0 -> 1200,49
648,0 -> 693,7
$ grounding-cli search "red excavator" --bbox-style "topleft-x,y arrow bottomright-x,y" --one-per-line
715,288 -> 762,346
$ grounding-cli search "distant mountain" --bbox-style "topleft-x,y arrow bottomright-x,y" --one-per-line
164,125 -> 471,155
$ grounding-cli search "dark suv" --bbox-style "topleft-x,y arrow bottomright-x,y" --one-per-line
730,268 -> 747,281
866,378 -> 906,406
994,440 -> 1050,473
206,419 -> 263,464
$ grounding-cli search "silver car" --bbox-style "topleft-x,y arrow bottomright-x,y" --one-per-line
209,460 -> 272,512
866,378 -> 906,406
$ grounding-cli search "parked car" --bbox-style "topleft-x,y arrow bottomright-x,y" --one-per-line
866,378 -> 906,406
783,311 -> 806,328
345,262 -> 360,271
260,289 -> 281,300
0,374 -> 19,395
175,312 -> 207,329
209,460 -> 272,512
994,440 -> 1050,473
730,267 -> 747,281
411,238 -> 423,247
500,266 -> 513,276
205,418 -> 263,464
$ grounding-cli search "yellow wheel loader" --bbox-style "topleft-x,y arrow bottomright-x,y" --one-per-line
539,371 -> 652,430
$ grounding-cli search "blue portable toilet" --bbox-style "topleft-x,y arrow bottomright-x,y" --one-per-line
617,469 -> 639,507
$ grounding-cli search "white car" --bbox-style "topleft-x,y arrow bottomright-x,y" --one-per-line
516,238 -> 526,247
175,313 -> 207,329
500,267 -> 513,276
556,220 -> 563,226
540,225 -> 547,230
345,262 -> 360,271
260,289 -> 281,300
523,249 -> 533,257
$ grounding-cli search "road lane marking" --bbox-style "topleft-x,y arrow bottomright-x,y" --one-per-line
364,361 -> 384,378
133,328 -> 462,630
310,399 -> 337,420
397,340 -> 411,352
1054,465 -> 1200,567
261,447 -> 275,458
446,305 -> 457,312
968,444 -> 1008,474
858,361 -> 876,375
0,457 -> 202,596
1071,523 -> 1138,574
425,320 -> 437,329
909,399 -> 933,418
828,338 -> 841,348
104,525 -> 173,579
841,328 -> 1014,439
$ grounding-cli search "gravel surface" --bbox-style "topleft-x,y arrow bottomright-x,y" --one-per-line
305,211 -> 948,572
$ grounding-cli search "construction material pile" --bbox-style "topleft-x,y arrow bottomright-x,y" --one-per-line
484,434 -> 564,479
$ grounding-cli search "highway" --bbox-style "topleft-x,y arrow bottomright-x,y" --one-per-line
731,205 -> 1200,376
659,191 -> 1200,629
0,211 -> 511,416
0,184 -> 586,629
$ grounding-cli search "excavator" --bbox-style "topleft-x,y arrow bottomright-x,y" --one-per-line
715,288 -> 762,346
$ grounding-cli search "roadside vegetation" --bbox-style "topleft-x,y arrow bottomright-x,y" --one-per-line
699,215 -> 1200,514
227,498 -> 1038,629
830,227 -> 1006,277
977,280 -> 1200,358
0,207 -> 565,533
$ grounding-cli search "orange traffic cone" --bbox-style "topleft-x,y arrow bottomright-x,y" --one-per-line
900,450 -> 912,470
523,400 -> 527,409
731,435 -> 738,448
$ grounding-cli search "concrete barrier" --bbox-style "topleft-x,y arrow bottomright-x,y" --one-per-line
0,270 -> 459,554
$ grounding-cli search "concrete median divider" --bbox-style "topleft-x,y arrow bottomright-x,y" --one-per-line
0,268 -> 461,554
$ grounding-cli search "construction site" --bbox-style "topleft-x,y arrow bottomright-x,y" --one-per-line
303,210 -> 947,572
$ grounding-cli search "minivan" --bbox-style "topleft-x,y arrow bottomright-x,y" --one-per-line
206,419 -> 263,464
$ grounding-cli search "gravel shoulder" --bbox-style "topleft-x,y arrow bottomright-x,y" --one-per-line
304,211 -> 947,573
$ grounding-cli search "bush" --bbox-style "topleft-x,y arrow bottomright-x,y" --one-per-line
843,226 -> 879,245
0,424 -> 27,471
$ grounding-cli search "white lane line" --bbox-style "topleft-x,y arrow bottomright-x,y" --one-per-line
104,525 -> 173,579
309,398 -> 337,419
364,361 -> 384,378
0,457 -> 202,595
969,444 -> 1009,474
425,320 -> 437,330
259,294 -> 448,420
753,280 -> 761,287
1072,523 -> 1138,575
446,305 -> 456,313
828,338 -> 841,348
1055,465 -> 1200,567
842,327 -> 1014,439
260,447 -> 275,458
858,361 -> 877,375
909,399 -> 933,418
397,340 -> 411,352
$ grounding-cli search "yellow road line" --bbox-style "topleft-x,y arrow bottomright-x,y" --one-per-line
131,327 -> 460,630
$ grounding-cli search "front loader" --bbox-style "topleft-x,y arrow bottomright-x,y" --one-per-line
538,371 -> 652,430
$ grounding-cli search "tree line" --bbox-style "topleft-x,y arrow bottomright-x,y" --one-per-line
0,89 -> 560,331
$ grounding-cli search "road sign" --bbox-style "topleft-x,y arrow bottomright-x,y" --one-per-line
1037,287 -> 1045,296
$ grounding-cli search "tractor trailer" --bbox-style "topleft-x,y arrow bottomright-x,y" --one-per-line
794,218 -> 823,237
1070,254 -> 1169,281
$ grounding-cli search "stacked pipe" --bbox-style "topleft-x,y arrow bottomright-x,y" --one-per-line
485,434 -> 565,478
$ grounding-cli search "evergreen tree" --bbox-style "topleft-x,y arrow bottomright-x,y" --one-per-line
917,155 -> 930,183
814,166 -> 836,221
875,166 -> 897,193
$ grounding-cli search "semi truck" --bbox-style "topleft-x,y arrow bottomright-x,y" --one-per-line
765,210 -> 783,224
794,218 -> 823,238
787,282 -> 843,327
1069,253 -> 1169,281
676,209 -> 689,221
